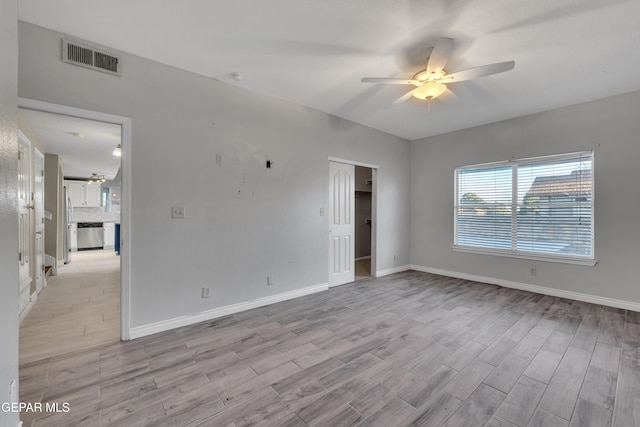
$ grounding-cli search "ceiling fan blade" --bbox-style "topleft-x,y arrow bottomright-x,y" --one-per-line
384,89 -> 416,109
438,88 -> 458,104
426,37 -> 454,77
361,77 -> 420,85
441,61 -> 515,83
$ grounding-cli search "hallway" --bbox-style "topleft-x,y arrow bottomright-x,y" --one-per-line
19,250 -> 120,364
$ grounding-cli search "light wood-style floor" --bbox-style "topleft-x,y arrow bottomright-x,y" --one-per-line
355,258 -> 371,281
19,270 -> 640,426
19,250 -> 120,364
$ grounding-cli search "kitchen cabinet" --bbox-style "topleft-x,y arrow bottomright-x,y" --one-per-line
103,223 -> 115,249
67,181 -> 102,207
67,182 -> 84,208
85,184 -> 102,207
69,223 -> 77,251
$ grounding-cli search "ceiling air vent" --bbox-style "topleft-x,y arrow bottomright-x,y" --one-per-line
61,38 -> 122,76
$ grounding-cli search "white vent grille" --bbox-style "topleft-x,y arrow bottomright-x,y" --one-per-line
62,39 -> 121,76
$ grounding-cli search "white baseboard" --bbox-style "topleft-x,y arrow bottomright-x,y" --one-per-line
44,253 -> 55,266
45,254 -> 57,275
410,264 -> 640,312
129,283 -> 329,339
375,265 -> 410,278
19,292 -> 38,323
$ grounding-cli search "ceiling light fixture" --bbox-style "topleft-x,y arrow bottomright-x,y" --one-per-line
361,37 -> 516,108
112,144 -> 122,157
411,82 -> 447,99
88,173 -> 106,183
412,81 -> 448,100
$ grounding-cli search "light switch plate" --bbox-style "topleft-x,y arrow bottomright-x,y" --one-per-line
171,206 -> 185,219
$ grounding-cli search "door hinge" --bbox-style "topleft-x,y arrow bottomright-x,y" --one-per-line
17,151 -> 21,160
18,252 -> 22,262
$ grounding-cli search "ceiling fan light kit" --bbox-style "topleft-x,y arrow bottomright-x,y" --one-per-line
412,81 -> 447,100
413,69 -> 446,82
361,37 -> 515,108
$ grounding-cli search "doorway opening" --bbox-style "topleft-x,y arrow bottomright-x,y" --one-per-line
354,165 -> 374,281
17,98 -> 131,367
328,158 -> 378,287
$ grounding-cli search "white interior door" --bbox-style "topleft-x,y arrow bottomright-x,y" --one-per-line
34,149 -> 45,292
329,161 -> 355,287
18,133 -> 32,316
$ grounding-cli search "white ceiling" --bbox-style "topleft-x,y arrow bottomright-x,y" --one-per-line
18,0 -> 640,141
19,109 -> 122,180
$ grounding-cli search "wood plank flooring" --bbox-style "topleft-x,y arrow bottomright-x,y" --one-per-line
355,259 -> 372,281
19,270 -> 640,426
19,250 -> 120,364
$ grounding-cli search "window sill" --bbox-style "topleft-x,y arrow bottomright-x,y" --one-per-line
452,245 -> 598,266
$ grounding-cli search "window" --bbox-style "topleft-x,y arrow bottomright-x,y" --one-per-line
454,152 -> 593,263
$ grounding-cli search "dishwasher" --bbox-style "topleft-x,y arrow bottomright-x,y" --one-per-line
77,222 -> 104,250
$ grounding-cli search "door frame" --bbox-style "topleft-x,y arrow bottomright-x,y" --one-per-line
33,147 -> 45,294
19,98 -> 133,340
328,157 -> 378,279
18,130 -> 33,320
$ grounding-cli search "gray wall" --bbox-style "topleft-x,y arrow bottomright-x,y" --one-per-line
0,0 -> 19,426
411,90 -> 640,304
44,154 -> 62,262
18,22 -> 411,328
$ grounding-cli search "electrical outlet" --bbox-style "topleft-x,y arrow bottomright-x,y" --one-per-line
267,276 -> 273,286
215,153 -> 222,165
394,254 -> 397,261
171,206 -> 185,219
530,267 -> 537,276
319,208 -> 324,216
202,287 -> 210,298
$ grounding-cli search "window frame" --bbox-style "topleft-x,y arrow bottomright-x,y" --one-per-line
453,151 -> 596,266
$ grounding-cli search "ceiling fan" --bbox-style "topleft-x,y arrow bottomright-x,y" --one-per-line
361,37 -> 515,108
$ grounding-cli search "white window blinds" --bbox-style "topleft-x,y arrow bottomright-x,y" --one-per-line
455,152 -> 593,259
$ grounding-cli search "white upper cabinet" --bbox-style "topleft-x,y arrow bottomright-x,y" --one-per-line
85,184 -> 102,207
67,181 -> 101,207
67,182 -> 85,207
